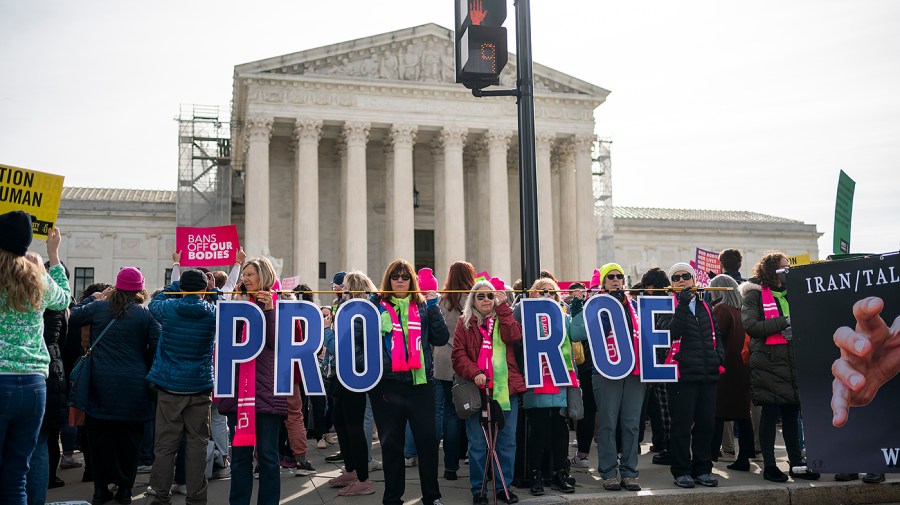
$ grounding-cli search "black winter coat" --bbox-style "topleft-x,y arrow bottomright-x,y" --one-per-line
741,280 -> 799,406
42,308 -> 69,430
665,298 -> 724,382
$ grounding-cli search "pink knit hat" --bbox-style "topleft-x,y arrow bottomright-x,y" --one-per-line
418,268 -> 438,292
116,267 -> 144,292
489,276 -> 506,292
589,269 -> 602,289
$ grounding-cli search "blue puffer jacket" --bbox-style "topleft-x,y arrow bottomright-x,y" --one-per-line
147,281 -> 217,393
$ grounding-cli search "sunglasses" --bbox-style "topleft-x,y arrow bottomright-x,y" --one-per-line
538,290 -> 553,297
606,274 -> 624,280
671,273 -> 693,282
390,274 -> 411,281
475,292 -> 495,301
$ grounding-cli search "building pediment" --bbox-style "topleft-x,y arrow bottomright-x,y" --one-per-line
234,23 -> 609,100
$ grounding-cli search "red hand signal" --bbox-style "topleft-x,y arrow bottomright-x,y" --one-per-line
470,0 -> 487,25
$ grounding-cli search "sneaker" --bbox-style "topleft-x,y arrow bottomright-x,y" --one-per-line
146,486 -> 158,496
135,464 -> 152,474
368,459 -> 383,472
60,455 -> 83,469
570,454 -> 590,468
328,470 -> 358,488
326,433 -> 338,445
316,438 -> 328,449
472,493 -> 489,504
211,466 -> 231,479
602,477 -> 621,491
621,476 -> 641,491
789,467 -> 821,481
693,473 -> 718,487
763,466 -> 788,483
338,479 -> 375,496
405,456 -> 418,467
172,484 -> 187,495
674,475 -> 695,488
444,469 -> 457,480
496,489 -> 519,503
324,452 -> 344,464
295,460 -> 316,476
863,473 -> 886,484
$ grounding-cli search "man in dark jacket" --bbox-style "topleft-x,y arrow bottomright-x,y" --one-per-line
147,269 -> 217,505
719,249 -> 746,284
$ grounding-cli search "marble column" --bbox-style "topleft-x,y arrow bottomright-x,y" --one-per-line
385,124 -> 417,263
431,139 -> 446,278
292,118 -> 322,285
341,121 -> 370,272
507,142 -> 521,282
435,128 -> 469,279
485,130 -> 513,282
574,135 -> 597,274
555,139 -> 577,281
536,132 -> 556,275
244,115 -> 273,258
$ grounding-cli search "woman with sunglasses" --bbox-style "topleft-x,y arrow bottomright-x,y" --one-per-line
514,277 -> 586,496
591,262 -> 646,492
371,259 -> 450,505
662,262 -> 724,489
452,279 -> 524,504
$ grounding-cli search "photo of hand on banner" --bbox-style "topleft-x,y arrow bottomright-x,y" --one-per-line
831,296 -> 900,427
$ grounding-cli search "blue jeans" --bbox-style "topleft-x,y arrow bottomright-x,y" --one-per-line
227,413 -> 282,505
466,394 -> 518,495
25,428 -> 49,505
0,375 -> 46,505
434,380 -> 461,471
593,374 -> 645,479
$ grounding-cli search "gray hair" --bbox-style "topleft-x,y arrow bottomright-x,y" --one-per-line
709,274 -> 741,309
462,280 -> 497,329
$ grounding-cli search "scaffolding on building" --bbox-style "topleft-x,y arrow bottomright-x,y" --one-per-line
176,104 -> 232,227
593,137 -> 614,262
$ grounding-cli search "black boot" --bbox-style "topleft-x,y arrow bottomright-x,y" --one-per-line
529,470 -> 544,496
551,469 -> 575,493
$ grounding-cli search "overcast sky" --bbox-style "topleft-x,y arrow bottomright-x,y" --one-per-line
1,0 -> 898,257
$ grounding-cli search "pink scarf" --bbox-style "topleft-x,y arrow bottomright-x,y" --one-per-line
533,315 -> 579,394
761,287 -> 788,345
233,322 -> 257,447
380,300 -> 423,373
477,318 -> 495,387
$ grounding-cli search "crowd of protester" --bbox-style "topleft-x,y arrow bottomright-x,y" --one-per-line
0,209 -> 888,505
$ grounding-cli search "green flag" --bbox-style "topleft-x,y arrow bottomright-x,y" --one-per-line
833,170 -> 855,255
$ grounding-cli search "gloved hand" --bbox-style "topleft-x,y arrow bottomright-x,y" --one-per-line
610,290 -> 626,303
569,296 -> 584,318
677,287 -> 694,305
782,325 -> 793,341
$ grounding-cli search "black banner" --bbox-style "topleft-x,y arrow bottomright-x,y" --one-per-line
787,253 -> 900,473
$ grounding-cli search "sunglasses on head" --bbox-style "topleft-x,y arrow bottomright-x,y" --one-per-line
475,292 -> 495,301
671,273 -> 693,282
606,273 -> 624,280
390,273 -> 411,281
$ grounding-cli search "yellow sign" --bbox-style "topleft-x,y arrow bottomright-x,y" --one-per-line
788,254 -> 811,266
0,163 -> 65,239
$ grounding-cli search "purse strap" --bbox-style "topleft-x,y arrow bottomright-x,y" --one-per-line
84,303 -> 131,356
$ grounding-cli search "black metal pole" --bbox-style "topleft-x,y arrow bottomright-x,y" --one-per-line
516,0 -> 540,291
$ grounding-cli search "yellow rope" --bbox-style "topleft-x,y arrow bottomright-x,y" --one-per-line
162,287 -> 735,296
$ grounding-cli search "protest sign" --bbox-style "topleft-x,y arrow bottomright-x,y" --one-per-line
695,248 -> 721,287
787,253 -> 900,473
0,163 -> 64,239
280,275 -> 301,292
176,225 -> 240,267
788,253 -> 811,266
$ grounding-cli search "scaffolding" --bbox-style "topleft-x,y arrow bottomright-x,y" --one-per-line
593,138 -> 614,262
176,105 -> 232,227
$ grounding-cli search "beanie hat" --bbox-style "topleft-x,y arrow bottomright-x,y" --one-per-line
0,210 -> 33,256
332,271 -> 346,285
589,268 -> 602,289
116,267 -> 145,292
180,268 -> 208,293
489,276 -> 506,292
668,262 -> 697,280
418,268 -> 438,292
599,263 -> 625,287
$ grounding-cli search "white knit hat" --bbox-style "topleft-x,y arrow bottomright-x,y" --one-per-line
668,262 -> 697,280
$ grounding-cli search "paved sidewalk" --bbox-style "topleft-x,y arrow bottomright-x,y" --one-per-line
47,430 -> 900,505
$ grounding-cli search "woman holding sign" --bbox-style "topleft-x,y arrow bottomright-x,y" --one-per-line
741,252 -> 820,482
371,259 -> 450,505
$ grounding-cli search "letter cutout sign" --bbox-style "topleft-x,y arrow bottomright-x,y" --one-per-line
274,300 -> 325,396
520,298 -> 572,388
637,296 -> 677,382
334,299 -> 384,393
215,301 -> 266,397
583,294 -> 636,380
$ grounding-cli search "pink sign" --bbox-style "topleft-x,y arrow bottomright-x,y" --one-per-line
694,248 -> 722,287
280,275 -> 301,292
176,225 -> 240,267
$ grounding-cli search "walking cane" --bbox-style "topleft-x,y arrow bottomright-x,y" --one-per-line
480,384 -> 511,504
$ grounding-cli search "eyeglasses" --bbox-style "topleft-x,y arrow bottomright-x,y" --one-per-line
475,292 -> 495,301
606,274 -> 624,280
671,273 -> 693,282
390,274 -> 411,281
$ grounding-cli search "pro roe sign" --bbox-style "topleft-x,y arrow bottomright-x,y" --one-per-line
175,225 -> 240,267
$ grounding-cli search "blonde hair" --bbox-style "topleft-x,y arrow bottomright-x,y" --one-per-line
530,278 -> 561,302
243,257 -> 277,291
344,271 -> 377,299
0,249 -> 46,312
462,280 -> 497,329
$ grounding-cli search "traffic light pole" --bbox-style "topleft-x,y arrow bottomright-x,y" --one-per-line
514,0 -> 541,291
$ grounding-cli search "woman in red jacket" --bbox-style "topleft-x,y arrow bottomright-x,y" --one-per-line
452,279 -> 524,504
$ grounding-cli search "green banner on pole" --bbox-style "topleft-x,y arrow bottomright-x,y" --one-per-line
833,170 -> 855,255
